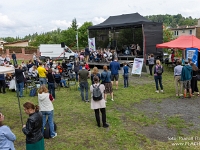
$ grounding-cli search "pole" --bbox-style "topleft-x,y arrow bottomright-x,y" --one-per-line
15,73 -> 23,126
76,31 -> 79,51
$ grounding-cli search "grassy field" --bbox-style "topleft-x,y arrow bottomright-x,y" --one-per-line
1,65 -> 200,150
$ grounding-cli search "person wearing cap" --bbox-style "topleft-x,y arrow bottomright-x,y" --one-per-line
181,59 -> 193,98
0,112 -> 16,150
78,62 -> 90,102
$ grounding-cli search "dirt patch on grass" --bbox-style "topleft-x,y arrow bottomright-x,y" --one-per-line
133,97 -> 200,142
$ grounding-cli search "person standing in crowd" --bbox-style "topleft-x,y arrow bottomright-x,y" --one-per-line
154,60 -> 164,93
174,60 -> 183,96
190,63 -> 199,96
22,102 -> 44,150
181,60 -> 193,98
37,62 -> 47,85
33,53 -> 37,65
46,68 -> 56,99
148,54 -> 154,76
91,67 -> 101,85
136,44 -> 141,56
0,113 -> 16,150
109,58 -> 120,90
38,85 -> 57,138
4,54 -> 10,64
15,64 -> 25,97
78,62 -> 90,102
0,71 -> 6,94
123,62 -> 129,88
11,51 -> 17,66
171,49 -> 175,63
0,54 -> 5,65
130,43 -> 136,56
84,46 -> 90,63
101,65 -> 114,101
74,60 -> 80,82
90,76 -> 109,128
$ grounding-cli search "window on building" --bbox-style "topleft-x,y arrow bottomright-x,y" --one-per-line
177,31 -> 179,35
189,30 -> 192,35
174,31 -> 176,35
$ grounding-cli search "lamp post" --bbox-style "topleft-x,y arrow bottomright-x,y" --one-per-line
76,31 -> 79,51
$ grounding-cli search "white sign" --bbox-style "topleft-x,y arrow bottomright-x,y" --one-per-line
88,38 -> 96,51
131,58 -> 144,75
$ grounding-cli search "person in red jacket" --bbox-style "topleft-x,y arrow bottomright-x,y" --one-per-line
85,62 -> 90,71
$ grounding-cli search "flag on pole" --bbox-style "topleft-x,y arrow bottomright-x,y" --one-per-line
88,37 -> 96,51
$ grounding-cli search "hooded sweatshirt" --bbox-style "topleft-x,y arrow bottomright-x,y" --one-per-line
181,65 -> 192,81
38,92 -> 54,111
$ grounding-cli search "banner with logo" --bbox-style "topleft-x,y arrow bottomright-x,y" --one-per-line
88,38 -> 96,51
131,58 -> 144,75
186,48 -> 198,67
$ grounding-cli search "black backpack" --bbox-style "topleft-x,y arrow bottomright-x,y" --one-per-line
156,65 -> 163,75
92,84 -> 102,101
44,120 -> 57,139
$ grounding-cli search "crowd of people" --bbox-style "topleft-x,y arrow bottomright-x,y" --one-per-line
1,46 -> 200,149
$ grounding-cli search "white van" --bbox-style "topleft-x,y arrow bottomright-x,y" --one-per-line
39,44 -> 75,60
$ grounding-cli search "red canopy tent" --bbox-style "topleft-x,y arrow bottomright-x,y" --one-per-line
156,35 -> 200,50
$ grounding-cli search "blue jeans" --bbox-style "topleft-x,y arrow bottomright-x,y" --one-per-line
60,79 -> 66,87
75,72 -> 78,82
123,74 -> 129,87
154,75 -> 163,90
16,82 -> 24,97
41,110 -> 56,137
48,82 -> 55,99
80,82 -> 88,101
39,77 -> 47,85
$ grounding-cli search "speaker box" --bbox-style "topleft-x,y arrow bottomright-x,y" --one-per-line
61,42 -> 65,48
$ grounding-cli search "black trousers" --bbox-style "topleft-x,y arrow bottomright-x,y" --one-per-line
149,65 -> 154,75
94,108 -> 106,126
0,80 -> 6,93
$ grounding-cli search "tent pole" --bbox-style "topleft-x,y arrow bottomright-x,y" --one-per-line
15,77 -> 23,126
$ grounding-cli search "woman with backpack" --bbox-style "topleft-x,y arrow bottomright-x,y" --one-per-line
91,67 -> 101,85
90,76 -> 109,128
154,60 -> 164,93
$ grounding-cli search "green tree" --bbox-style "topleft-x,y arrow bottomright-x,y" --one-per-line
71,18 -> 78,31
78,22 -> 93,47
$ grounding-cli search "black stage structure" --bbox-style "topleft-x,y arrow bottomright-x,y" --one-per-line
88,13 -> 163,64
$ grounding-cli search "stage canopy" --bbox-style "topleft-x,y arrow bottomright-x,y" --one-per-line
88,13 -> 153,30
0,66 -> 15,74
156,35 -> 200,50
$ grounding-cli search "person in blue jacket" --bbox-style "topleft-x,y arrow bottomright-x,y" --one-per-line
181,59 -> 193,98
0,112 -> 16,150
123,62 -> 129,88
109,58 -> 120,90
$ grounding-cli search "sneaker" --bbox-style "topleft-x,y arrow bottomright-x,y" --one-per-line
155,90 -> 159,93
85,100 -> 89,102
103,123 -> 109,128
179,94 -> 183,96
111,99 -> 114,101
161,90 -> 163,93
52,133 -> 57,138
176,94 -> 179,96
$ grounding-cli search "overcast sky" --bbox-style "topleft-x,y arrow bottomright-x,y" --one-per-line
0,0 -> 199,38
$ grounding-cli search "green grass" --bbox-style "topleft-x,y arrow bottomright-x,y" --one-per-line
1,65 -> 200,150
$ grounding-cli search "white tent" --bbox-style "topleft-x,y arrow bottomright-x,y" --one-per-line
0,66 -> 15,74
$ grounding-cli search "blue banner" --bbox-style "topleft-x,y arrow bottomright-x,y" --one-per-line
186,48 -> 198,67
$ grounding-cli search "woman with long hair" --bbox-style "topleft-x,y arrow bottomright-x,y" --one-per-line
38,85 -> 57,138
91,67 -> 101,85
101,65 -> 114,101
90,76 -> 109,128
22,102 -> 44,150
191,63 -> 200,96
154,60 -> 164,93
0,112 -> 16,150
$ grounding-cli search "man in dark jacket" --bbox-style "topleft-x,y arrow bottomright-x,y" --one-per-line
181,60 -> 192,98
11,51 -> 17,66
15,64 -> 25,97
84,46 -> 90,63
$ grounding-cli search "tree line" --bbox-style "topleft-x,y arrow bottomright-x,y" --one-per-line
1,14 -> 198,47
